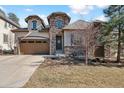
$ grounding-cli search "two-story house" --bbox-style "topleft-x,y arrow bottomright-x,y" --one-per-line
11,12 -> 100,56
0,12 -> 20,52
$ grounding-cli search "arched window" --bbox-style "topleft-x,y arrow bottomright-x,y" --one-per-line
55,20 -> 64,29
32,20 -> 37,30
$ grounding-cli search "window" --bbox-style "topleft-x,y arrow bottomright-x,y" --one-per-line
12,25 -> 14,28
4,22 -> 7,28
32,20 -> 37,30
36,41 -> 42,43
36,41 -> 47,43
55,20 -> 64,29
28,41 -> 34,43
9,24 -> 11,28
3,34 -> 8,43
43,41 -> 47,43
70,31 -> 83,46
21,41 -> 26,43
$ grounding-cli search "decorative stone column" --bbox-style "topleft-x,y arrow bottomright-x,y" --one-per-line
47,12 -> 70,55
49,27 -> 57,55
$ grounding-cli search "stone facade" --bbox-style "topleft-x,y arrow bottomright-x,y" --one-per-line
64,46 -> 86,56
11,12 -> 101,56
48,13 -> 70,54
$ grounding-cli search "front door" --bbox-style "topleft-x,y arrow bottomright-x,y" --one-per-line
56,36 -> 62,50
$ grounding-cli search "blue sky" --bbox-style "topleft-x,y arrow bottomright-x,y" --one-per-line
0,5 -> 108,27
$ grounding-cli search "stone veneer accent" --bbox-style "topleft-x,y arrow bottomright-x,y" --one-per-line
49,14 -> 70,55
64,46 -> 86,56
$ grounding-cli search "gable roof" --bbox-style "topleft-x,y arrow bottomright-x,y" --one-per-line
63,20 -> 90,30
0,12 -> 20,28
25,15 -> 45,28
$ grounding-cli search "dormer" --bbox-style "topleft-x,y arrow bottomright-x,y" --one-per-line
25,15 -> 45,31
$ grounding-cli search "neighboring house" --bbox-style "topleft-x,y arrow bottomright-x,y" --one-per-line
11,12 -> 100,55
0,12 -> 20,51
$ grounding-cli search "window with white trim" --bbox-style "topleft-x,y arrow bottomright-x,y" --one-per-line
3,34 -> 8,43
4,22 -> 7,28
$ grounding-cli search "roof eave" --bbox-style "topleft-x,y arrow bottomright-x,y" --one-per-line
11,30 -> 29,33
0,16 -> 20,28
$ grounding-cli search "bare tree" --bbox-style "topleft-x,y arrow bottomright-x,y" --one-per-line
84,22 -> 102,64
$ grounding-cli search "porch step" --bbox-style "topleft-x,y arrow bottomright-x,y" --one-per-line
55,54 -> 66,57
56,50 -> 63,54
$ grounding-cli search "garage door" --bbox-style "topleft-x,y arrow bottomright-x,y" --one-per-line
20,40 -> 49,54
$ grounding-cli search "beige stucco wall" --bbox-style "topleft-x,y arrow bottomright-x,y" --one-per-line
14,32 -> 28,43
64,31 -> 71,46
0,19 -> 17,50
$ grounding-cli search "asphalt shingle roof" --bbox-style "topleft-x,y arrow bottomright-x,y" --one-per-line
0,12 -> 20,28
21,31 -> 49,40
21,36 -> 49,40
63,20 -> 90,30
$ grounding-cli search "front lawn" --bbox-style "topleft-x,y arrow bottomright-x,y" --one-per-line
24,58 -> 124,88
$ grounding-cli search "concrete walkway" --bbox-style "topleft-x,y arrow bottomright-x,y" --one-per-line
0,55 -> 44,88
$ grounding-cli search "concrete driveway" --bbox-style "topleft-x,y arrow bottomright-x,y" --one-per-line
0,55 -> 44,88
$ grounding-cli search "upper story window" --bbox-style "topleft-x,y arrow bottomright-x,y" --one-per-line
4,22 -> 7,29
55,20 -> 64,29
12,25 -> 14,28
3,34 -> 8,43
32,20 -> 37,30
9,23 -> 11,28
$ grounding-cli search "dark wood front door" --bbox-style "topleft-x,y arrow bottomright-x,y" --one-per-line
56,36 -> 62,50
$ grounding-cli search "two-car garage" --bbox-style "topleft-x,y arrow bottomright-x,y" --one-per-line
20,39 -> 49,55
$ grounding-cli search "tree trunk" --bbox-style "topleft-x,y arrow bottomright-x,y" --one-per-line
117,25 -> 121,63
85,44 -> 88,65
85,28 -> 89,65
